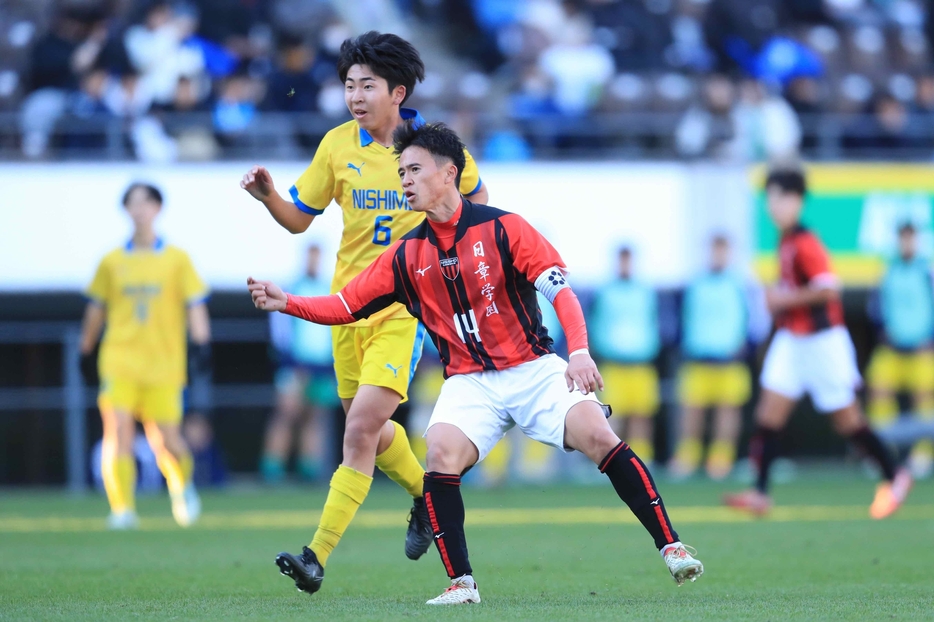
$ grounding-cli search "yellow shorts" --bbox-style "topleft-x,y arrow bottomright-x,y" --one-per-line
599,363 -> 659,416
867,346 -> 934,394
332,319 -> 426,402
99,378 -> 183,424
679,362 -> 751,408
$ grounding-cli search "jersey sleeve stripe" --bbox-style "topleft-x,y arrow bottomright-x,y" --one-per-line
84,294 -> 105,306
186,294 -> 210,307
336,292 -> 352,315
289,185 -> 325,215
465,178 -> 483,197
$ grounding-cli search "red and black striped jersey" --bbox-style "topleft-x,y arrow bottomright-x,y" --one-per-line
776,225 -> 845,334
338,200 -> 564,377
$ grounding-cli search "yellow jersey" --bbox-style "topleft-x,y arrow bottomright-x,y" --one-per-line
86,239 -> 209,386
289,108 -> 482,325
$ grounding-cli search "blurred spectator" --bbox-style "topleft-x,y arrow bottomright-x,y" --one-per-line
914,73 -> 934,114
670,235 -> 753,481
675,73 -> 737,158
866,222 -> 934,479
262,34 -> 321,113
785,76 -> 823,115
66,67 -> 111,151
704,0 -> 787,73
584,0 -> 672,71
589,246 -> 660,463
212,68 -> 262,148
154,76 -> 220,161
124,0 -> 204,105
20,6 -> 109,157
677,76 -> 802,161
731,79 -> 802,161
538,17 -> 614,116
260,244 -> 338,484
846,94 -> 919,155
192,0 -> 263,58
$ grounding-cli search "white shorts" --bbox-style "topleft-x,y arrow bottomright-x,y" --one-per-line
760,326 -> 862,413
426,354 -> 601,461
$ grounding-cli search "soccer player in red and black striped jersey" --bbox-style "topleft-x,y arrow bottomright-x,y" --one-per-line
248,121 -> 704,604
724,168 -> 912,519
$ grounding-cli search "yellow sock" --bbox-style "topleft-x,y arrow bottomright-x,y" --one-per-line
179,453 -> 194,484
310,465 -> 372,566
628,438 -> 653,463
375,420 -> 425,498
868,395 -> 899,426
673,438 -> 702,472
155,450 -> 190,496
103,452 -> 136,514
706,440 -> 737,473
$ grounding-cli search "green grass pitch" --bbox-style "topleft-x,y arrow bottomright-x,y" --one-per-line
1,474 -> 931,621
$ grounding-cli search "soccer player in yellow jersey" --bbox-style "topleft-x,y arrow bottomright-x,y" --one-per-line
79,183 -> 211,529
241,31 -> 488,594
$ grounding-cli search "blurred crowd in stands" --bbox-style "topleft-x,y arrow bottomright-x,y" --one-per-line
1,0 -> 933,160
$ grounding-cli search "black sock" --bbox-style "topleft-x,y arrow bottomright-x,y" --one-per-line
599,442 -> 679,550
849,426 -> 897,481
423,472 -> 472,579
750,425 -> 782,494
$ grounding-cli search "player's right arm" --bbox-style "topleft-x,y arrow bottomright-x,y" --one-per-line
248,242 -> 404,323
240,165 -> 315,234
242,133 -> 338,234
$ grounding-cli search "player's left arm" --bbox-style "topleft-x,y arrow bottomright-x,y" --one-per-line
504,215 -> 602,394
459,148 -> 489,204
767,235 -> 839,314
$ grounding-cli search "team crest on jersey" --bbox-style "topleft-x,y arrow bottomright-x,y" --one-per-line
440,257 -> 460,281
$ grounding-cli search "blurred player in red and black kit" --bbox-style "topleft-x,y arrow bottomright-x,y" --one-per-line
248,121 -> 704,605
724,168 -> 912,518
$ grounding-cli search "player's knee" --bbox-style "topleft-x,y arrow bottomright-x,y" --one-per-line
343,416 -> 382,451
161,427 -> 187,456
425,431 -> 475,473
108,412 -> 135,452
425,443 -> 465,473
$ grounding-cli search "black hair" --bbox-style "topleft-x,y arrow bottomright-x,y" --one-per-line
765,168 -> 807,197
393,120 -> 466,187
337,31 -> 425,105
898,221 -> 917,235
122,182 -> 163,207
618,246 -> 632,257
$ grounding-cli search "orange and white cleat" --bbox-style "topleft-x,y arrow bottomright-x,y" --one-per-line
869,468 -> 913,520
722,489 -> 773,517
662,543 -> 704,586
426,575 -> 481,605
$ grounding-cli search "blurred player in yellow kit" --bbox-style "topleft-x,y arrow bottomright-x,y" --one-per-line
80,183 -> 211,529
240,32 -> 488,593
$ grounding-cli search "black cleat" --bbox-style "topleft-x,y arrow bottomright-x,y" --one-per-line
275,546 -> 324,595
405,496 -> 433,560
